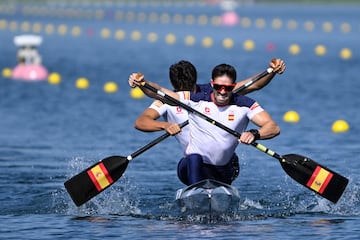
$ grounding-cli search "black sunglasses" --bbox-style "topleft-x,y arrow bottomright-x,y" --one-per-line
213,83 -> 236,92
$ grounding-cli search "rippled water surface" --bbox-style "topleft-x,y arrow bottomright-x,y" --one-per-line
0,2 -> 359,239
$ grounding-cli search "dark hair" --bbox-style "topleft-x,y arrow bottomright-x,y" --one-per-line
169,60 -> 197,91
211,63 -> 237,83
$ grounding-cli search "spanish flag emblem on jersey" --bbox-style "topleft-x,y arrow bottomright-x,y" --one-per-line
306,166 -> 333,194
228,113 -> 234,121
87,163 -> 114,191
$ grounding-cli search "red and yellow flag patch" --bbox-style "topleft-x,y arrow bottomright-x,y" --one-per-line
306,166 -> 333,194
87,162 -> 114,191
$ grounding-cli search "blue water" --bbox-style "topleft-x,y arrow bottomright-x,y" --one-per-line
1,2 -> 360,239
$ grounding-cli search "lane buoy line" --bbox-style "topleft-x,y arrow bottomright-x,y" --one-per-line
0,19 -> 355,60
0,5 -> 358,35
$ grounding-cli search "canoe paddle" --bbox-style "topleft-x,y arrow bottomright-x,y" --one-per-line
64,121 -> 188,206
64,68 -> 274,206
140,80 -> 349,204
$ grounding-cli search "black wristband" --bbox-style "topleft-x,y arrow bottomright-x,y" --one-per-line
248,129 -> 260,140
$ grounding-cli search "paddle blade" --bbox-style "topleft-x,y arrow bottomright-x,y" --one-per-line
64,156 -> 129,206
281,154 -> 349,203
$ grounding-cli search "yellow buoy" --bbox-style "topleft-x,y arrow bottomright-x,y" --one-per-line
289,44 -> 301,55
283,110 -> 300,123
48,72 -> 61,85
202,37 -> 213,48
2,68 -> 12,78
332,120 -> 349,133
104,81 -> 118,93
340,48 -> 352,60
314,44 -> 327,56
76,77 -> 89,89
165,33 -> 176,45
130,87 -> 145,99
222,38 -> 234,49
243,39 -> 255,51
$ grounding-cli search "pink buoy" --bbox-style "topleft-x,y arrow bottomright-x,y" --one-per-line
221,11 -> 239,26
12,64 -> 48,81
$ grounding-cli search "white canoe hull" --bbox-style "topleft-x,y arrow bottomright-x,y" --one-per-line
175,179 -> 240,215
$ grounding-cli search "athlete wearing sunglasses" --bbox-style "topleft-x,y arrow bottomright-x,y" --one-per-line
129,63 -> 281,186
211,65 -> 238,106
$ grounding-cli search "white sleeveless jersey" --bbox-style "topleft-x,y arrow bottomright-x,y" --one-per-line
179,91 -> 264,166
148,85 -> 213,154
149,99 -> 189,154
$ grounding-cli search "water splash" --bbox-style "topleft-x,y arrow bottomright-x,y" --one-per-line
54,156 -> 142,216
306,182 -> 360,216
54,155 -> 360,224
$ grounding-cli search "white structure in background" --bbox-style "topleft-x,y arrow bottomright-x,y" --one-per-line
219,0 -> 240,26
11,35 -> 48,81
219,0 -> 239,11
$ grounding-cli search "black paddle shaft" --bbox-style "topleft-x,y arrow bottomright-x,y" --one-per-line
129,120 -> 189,160
141,69 -> 283,161
125,69 -> 272,159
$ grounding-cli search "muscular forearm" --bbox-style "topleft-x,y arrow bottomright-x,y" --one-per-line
139,80 -> 163,99
251,72 -> 275,90
258,122 -> 280,140
135,116 -> 168,132
235,72 -> 276,95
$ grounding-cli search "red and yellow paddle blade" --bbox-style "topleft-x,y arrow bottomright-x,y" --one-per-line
281,154 -> 348,203
64,156 -> 129,206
